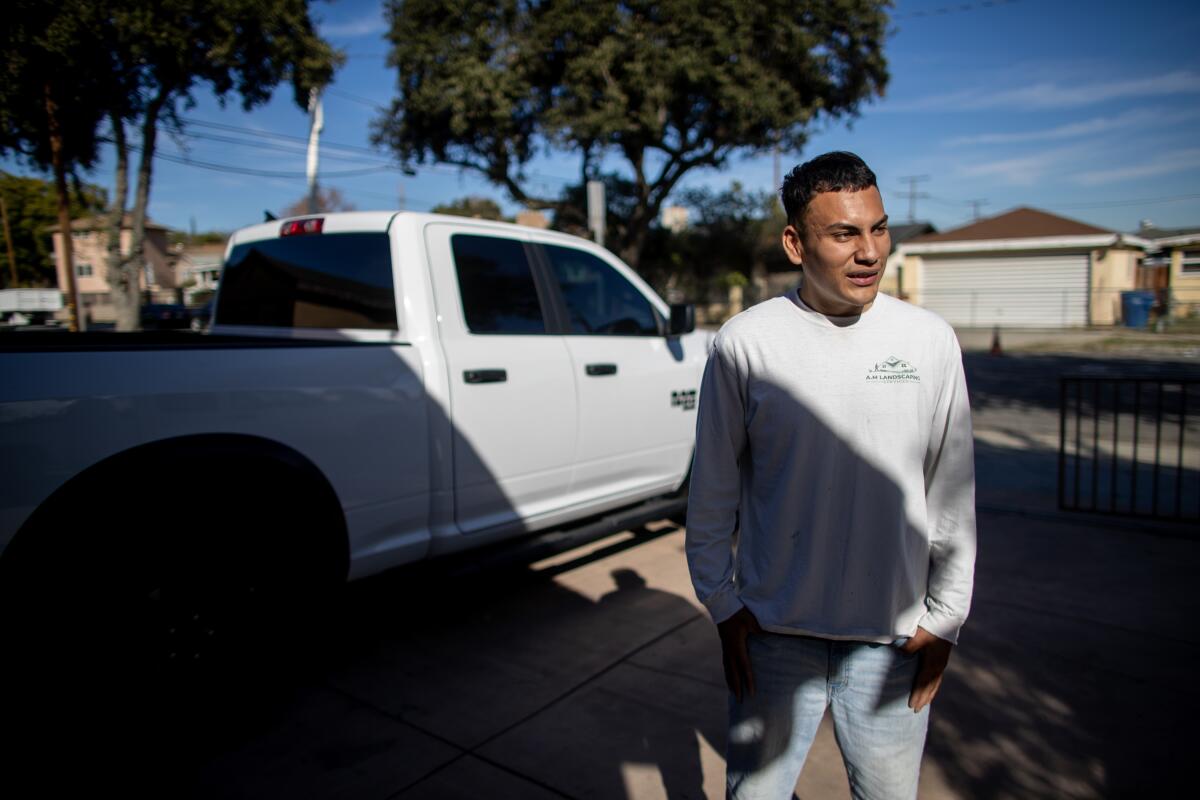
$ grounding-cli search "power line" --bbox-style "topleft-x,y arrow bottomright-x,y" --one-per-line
325,88 -> 388,111
892,0 -> 1020,21
897,175 -> 931,222
1047,193 -> 1200,210
163,128 -> 393,166
177,116 -> 578,185
150,148 -> 395,179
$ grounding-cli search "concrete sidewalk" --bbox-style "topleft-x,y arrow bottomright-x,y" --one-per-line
43,349 -> 1196,799
168,497 -> 1198,799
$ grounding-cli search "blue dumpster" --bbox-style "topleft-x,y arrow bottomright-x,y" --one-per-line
1120,290 -> 1155,329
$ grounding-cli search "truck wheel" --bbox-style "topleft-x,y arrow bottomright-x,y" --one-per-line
2,466 -> 337,732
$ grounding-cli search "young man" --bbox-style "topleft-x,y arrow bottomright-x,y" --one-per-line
685,151 -> 976,800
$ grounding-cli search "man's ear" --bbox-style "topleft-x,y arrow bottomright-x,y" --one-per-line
782,225 -> 805,267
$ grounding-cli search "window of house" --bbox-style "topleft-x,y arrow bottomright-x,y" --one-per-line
542,244 -> 661,336
76,263 -> 93,277
1182,250 -> 1200,274
451,234 -> 548,334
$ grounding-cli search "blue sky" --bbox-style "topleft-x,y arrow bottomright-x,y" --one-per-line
7,0 -> 1200,236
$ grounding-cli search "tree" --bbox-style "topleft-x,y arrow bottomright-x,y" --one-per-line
432,196 -> 505,220
280,186 -> 357,219
98,0 -> 343,329
0,1 -> 131,327
374,0 -> 889,269
638,181 -> 785,300
0,173 -> 107,287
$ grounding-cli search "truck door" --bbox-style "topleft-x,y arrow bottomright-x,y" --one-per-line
537,243 -> 697,501
424,225 -> 578,535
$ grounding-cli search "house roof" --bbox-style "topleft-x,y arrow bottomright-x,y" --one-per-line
888,222 -> 936,245
1134,224 -> 1200,245
911,207 -> 1113,243
47,214 -> 170,233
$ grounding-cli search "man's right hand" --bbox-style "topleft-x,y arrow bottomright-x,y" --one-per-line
717,606 -> 763,702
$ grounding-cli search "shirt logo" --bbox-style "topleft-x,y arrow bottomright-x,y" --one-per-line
867,356 -> 920,382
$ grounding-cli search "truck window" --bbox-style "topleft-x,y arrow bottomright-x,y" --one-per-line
543,244 -> 661,336
217,233 -> 396,330
451,234 -> 548,334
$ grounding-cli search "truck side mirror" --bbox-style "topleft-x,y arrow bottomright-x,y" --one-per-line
668,303 -> 695,336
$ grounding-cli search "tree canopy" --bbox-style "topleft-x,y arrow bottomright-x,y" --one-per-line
280,186 -> 357,219
0,0 -> 342,328
374,0 -> 889,267
432,196 -> 506,220
0,173 -> 106,287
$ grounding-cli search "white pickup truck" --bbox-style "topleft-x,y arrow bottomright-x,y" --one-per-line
0,212 -> 708,671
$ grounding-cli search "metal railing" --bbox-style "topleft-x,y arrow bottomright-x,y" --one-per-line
1059,376 -> 1199,521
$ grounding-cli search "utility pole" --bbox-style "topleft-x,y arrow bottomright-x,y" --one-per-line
967,199 -> 989,221
898,175 -> 930,223
587,180 -> 606,246
306,87 -> 325,215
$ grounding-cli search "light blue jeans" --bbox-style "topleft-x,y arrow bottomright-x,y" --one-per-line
726,633 -> 928,800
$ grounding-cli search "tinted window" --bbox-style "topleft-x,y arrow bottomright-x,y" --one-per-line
544,245 -> 660,336
452,234 -> 546,334
217,232 -> 396,329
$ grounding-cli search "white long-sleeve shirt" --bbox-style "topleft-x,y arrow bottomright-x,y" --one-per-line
685,288 -> 976,644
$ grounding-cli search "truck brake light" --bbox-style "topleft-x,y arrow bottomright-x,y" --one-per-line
281,218 -> 324,237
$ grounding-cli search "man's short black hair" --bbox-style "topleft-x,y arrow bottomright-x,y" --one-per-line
781,151 -> 878,228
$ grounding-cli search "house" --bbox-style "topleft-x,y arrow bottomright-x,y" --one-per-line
897,208 -> 1147,328
878,221 -> 937,299
1135,222 -> 1200,319
171,241 -> 226,303
49,215 -> 178,324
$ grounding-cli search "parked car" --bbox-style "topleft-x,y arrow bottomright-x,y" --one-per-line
139,303 -> 192,330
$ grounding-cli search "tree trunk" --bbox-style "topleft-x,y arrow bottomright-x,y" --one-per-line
105,113 -> 133,331
118,93 -> 165,331
45,82 -> 82,331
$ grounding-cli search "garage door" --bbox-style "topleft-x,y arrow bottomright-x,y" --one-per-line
920,254 -> 1089,328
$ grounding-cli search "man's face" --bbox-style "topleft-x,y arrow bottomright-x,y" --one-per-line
781,187 -> 890,316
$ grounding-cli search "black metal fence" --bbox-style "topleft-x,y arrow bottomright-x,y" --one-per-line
1059,376 -> 1200,521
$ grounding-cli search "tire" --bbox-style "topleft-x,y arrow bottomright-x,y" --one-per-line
0,457 -> 342,791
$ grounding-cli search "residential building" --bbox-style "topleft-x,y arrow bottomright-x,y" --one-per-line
878,221 -> 937,299
897,208 -> 1147,328
1136,222 -> 1200,319
171,242 -> 226,303
49,215 -> 178,324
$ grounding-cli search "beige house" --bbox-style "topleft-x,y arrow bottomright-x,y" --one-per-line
895,208 -> 1147,328
171,242 -> 227,303
1137,224 -> 1200,318
49,215 -> 177,324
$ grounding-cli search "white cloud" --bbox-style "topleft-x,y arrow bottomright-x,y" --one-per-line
1072,148 -> 1200,186
889,70 -> 1200,112
321,14 -> 387,39
956,146 -> 1082,187
943,108 -> 1196,146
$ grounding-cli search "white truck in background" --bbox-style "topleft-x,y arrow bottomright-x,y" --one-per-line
0,212 -> 709,676
0,288 -> 63,327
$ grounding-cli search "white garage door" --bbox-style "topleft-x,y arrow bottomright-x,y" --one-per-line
920,254 -> 1089,328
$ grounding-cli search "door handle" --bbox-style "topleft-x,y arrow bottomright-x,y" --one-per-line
464,369 -> 507,384
585,363 -> 618,376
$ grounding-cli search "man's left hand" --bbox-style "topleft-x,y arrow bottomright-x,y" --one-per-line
900,626 -> 953,712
